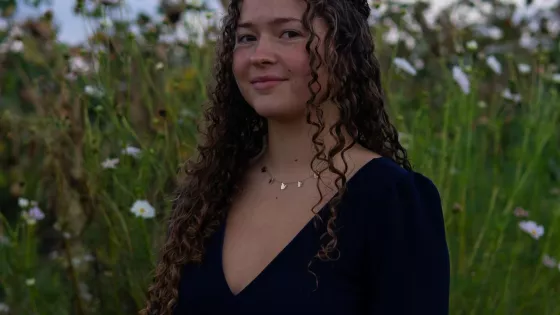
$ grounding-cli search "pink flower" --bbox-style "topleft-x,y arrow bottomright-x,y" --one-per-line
513,207 -> 529,217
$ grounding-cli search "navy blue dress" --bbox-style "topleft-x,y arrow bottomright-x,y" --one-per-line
174,157 -> 450,314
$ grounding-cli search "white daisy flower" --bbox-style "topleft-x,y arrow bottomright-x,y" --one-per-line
542,254 -> 557,268
452,66 -> 470,94
502,88 -> 522,103
25,278 -> 35,286
518,220 -> 544,240
18,198 -> 29,208
517,63 -> 531,74
121,146 -> 141,158
486,55 -> 502,75
84,85 -> 104,97
69,56 -> 91,74
466,40 -> 478,51
9,40 -> 23,53
130,200 -> 156,219
393,57 -> 417,76
382,27 -> 400,45
101,158 -> 120,169
519,32 -> 538,50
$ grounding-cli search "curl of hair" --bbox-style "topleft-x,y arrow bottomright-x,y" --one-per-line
141,0 -> 410,314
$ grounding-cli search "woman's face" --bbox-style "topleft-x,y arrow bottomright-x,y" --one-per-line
232,0 -> 329,123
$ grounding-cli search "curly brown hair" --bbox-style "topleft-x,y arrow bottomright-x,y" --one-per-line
141,0 -> 411,314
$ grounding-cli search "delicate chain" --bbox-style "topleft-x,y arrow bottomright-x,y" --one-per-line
261,162 -> 324,190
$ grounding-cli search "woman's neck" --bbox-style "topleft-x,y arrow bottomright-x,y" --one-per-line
258,105 -> 355,177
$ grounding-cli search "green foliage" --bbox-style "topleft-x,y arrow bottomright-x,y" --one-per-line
0,0 -> 559,314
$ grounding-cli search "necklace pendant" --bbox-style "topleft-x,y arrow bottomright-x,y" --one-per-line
297,181 -> 302,187
280,183 -> 287,190
313,173 -> 319,179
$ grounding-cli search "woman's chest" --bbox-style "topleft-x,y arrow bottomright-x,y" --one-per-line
174,210 -> 370,315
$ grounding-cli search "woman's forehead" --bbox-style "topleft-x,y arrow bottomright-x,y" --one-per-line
237,0 -> 307,23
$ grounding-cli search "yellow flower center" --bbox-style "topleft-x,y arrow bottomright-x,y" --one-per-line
139,208 -> 145,214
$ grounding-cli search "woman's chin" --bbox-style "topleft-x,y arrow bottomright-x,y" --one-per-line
251,104 -> 306,123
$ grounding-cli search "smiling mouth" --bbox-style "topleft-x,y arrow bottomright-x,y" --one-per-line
251,79 -> 286,90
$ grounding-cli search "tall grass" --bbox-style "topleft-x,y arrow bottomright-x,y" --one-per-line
0,0 -> 559,314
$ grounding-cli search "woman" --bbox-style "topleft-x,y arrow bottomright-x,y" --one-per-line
143,0 -> 450,314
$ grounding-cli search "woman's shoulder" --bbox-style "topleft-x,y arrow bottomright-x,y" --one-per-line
349,156 -> 443,220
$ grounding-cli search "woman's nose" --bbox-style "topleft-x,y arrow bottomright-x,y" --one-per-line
249,37 -> 277,66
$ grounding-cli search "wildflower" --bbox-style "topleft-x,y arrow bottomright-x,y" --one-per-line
397,132 -> 413,149
28,206 -> 45,220
452,66 -> 470,94
155,62 -> 164,70
100,17 -> 113,29
517,63 -> 531,74
413,59 -> 424,70
519,32 -> 538,50
486,56 -> 502,75
511,7 -> 525,26
382,27 -> 399,45
542,254 -> 557,268
130,200 -> 156,219
79,282 -> 93,302
513,207 -> 529,217
466,40 -> 478,51
101,158 -> 120,169
21,205 -> 45,225
69,56 -> 91,74
0,303 -> 9,313
393,57 -> 417,76
25,278 -> 35,286
84,85 -> 104,97
502,88 -> 522,103
518,220 -> 544,240
9,40 -> 23,53
475,25 -> 503,40
18,197 -> 29,208
547,19 -> 560,36
551,73 -> 560,84
121,146 -> 141,158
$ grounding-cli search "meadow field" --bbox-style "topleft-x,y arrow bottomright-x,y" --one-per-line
0,0 -> 559,314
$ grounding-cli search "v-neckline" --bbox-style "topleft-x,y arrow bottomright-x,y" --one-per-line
218,156 -> 386,298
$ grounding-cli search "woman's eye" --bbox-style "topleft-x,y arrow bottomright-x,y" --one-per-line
281,30 -> 301,39
237,35 -> 255,43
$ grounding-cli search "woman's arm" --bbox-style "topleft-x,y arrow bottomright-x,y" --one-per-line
366,172 -> 450,315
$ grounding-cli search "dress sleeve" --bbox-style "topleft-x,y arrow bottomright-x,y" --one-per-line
366,171 -> 450,315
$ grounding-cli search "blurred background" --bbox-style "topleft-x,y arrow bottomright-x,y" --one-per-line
0,0 -> 559,314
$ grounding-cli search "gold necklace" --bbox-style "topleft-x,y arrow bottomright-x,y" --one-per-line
261,165 -> 321,190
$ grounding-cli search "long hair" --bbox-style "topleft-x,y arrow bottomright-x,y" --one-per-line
141,0 -> 411,314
